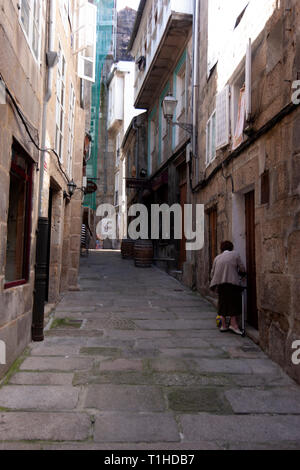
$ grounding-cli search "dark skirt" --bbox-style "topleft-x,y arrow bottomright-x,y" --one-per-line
218,283 -> 243,318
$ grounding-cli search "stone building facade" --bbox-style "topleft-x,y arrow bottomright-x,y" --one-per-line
0,0 -> 44,378
128,0 -> 194,270
129,0 -> 300,383
0,0 -> 92,378
122,112 -> 148,208
96,7 -> 138,247
186,0 -> 300,384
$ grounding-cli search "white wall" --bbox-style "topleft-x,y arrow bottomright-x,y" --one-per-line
132,0 -> 193,103
207,0 -> 278,92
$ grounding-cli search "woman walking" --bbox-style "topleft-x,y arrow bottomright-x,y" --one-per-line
210,241 -> 246,335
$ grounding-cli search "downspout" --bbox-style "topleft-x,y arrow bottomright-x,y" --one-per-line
191,0 -> 200,185
133,117 -> 139,176
38,0 -> 56,216
32,0 -> 56,341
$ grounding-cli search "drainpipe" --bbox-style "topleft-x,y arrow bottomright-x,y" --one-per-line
32,0 -> 56,341
133,117 -> 139,176
191,0 -> 200,183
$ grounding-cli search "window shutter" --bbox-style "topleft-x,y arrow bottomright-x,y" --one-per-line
245,38 -> 252,122
216,85 -> 230,149
206,120 -> 210,165
77,3 -> 97,83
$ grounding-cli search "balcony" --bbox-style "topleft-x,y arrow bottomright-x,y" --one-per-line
130,0 -> 193,109
107,72 -> 124,131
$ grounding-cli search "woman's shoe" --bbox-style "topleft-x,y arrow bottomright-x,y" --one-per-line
229,326 -> 243,336
220,327 -> 229,332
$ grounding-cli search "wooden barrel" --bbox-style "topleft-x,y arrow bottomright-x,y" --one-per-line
121,239 -> 135,259
134,240 -> 154,268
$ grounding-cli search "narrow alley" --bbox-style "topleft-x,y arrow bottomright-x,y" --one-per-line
0,251 -> 300,450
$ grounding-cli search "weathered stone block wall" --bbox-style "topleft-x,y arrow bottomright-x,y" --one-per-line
0,0 -> 86,379
186,0 -> 300,383
0,1 -> 44,378
43,2 -> 86,300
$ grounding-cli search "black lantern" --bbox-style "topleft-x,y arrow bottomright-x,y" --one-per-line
63,179 -> 77,199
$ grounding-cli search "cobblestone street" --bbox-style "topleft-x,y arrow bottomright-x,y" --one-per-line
1,251 -> 300,450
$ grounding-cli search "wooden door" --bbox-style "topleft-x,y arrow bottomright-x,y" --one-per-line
179,182 -> 187,270
45,187 -> 53,303
179,183 -> 187,269
245,191 -> 258,329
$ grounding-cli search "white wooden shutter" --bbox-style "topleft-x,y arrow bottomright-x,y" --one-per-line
216,85 -> 230,149
206,120 -> 210,165
245,38 -> 252,122
77,3 -> 97,83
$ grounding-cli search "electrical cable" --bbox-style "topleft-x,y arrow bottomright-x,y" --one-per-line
0,73 -> 70,183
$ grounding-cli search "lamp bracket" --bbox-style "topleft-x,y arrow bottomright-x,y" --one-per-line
167,118 -> 193,135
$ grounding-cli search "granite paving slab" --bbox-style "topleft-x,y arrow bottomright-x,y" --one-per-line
0,250 -> 299,450
0,413 -> 91,441
94,413 -> 180,443
85,385 -> 166,412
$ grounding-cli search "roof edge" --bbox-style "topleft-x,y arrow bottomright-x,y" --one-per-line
127,0 -> 147,53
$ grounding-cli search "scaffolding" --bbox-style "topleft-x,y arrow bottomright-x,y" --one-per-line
84,0 -> 117,212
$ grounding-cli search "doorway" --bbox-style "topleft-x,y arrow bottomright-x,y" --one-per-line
45,187 -> 53,303
245,190 -> 258,329
232,189 -> 258,330
178,164 -> 187,270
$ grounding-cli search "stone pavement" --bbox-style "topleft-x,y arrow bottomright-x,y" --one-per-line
0,251 -> 300,450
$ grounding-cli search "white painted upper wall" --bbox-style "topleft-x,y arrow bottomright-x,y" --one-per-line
208,0 -> 278,92
170,0 -> 194,14
108,72 -> 124,126
108,61 -> 144,133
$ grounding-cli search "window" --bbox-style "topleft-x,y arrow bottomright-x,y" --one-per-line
0,78 -> 5,104
176,69 -> 186,121
55,43 -> 67,161
80,78 -> 85,109
231,41 -> 251,150
20,0 -> 41,60
174,63 -> 186,147
59,0 -> 70,34
67,83 -> 76,176
216,85 -> 230,149
5,142 -> 33,288
232,82 -> 246,150
206,111 -> 216,165
77,2 -> 97,82
159,85 -> 170,163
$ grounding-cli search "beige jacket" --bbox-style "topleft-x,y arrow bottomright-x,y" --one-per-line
210,251 -> 246,289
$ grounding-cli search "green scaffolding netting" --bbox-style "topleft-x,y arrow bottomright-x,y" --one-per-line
84,0 -> 115,211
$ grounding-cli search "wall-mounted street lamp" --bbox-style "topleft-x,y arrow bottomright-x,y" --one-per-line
140,168 -> 147,178
162,92 -> 193,135
64,178 -> 98,199
64,179 -> 81,199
